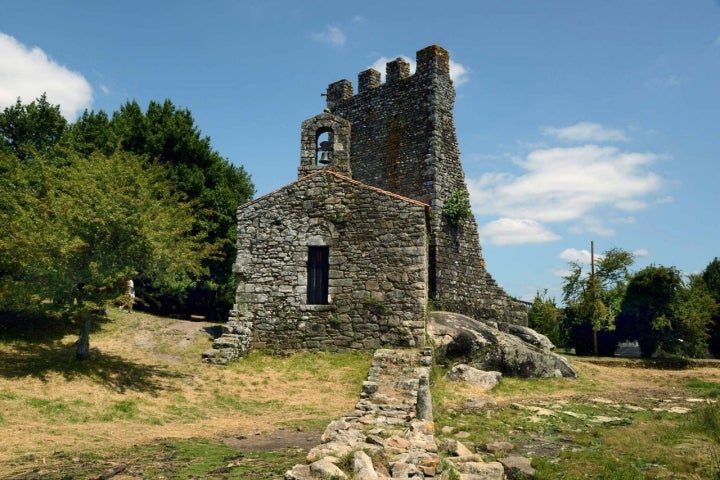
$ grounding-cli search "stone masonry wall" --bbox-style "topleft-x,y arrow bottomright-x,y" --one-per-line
326,45 -> 527,325
230,170 -> 429,352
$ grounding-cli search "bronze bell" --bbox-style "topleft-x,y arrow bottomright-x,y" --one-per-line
319,150 -> 332,164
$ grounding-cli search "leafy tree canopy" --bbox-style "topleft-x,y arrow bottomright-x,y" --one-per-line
0,149 -> 207,306
2,96 -> 255,324
702,257 -> 720,356
615,265 -> 713,358
0,93 -> 67,160
562,247 -> 634,355
528,289 -> 566,349
0,148 -> 211,357
64,99 -> 255,319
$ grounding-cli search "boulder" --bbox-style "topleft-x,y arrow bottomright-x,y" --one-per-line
498,456 -> 536,479
353,450 -> 379,480
438,438 -> 474,457
429,311 -> 577,378
484,441 -> 515,456
502,323 -> 555,351
445,364 -> 501,390
309,458 -> 347,479
449,460 -> 505,480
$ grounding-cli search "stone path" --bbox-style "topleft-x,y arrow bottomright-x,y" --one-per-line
285,348 -> 506,480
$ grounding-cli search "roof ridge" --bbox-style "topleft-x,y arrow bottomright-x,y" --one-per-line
241,169 -> 430,211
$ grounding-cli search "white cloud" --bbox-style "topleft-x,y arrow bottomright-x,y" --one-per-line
368,55 -> 469,85
542,122 -> 628,142
0,33 -> 92,120
558,247 -> 648,267
311,25 -> 346,46
468,143 -> 663,245
559,248 -> 593,264
468,145 -> 662,222
449,59 -> 469,85
479,217 -> 560,245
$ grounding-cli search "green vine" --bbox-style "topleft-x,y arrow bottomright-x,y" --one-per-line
442,188 -> 472,226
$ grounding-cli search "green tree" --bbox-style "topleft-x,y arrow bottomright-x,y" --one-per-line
528,289 -> 566,348
63,99 -> 255,319
562,247 -> 634,355
0,93 -> 67,159
64,109 -> 116,156
671,274 -> 716,358
0,148 -> 208,359
615,265 -> 688,358
702,258 -> 720,357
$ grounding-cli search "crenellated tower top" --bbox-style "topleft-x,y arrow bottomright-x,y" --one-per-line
326,45 -> 451,109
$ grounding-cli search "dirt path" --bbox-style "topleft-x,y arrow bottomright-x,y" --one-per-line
223,428 -> 322,452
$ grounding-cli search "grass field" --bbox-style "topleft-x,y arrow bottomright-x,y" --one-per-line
1,309 -> 719,479
0,309 -> 372,478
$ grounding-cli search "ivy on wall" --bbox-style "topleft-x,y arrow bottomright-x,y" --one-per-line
442,188 -> 472,226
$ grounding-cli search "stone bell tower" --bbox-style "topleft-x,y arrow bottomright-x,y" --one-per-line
298,110 -> 351,178
322,45 -> 527,324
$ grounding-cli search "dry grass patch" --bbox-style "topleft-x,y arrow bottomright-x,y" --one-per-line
432,356 -> 720,479
0,309 -> 372,476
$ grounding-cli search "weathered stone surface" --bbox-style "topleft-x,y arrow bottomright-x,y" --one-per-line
416,375 -> 433,420
221,45 -> 527,364
232,171 -> 429,356
429,311 -> 577,378
390,461 -> 418,478
503,324 -> 555,351
485,441 -> 515,456
288,349 -> 440,479
307,442 -> 352,463
450,460 -> 505,480
353,450 -> 378,480
438,438 -> 474,457
498,456 -> 536,479
386,435 -> 411,450
284,464 -> 311,480
309,458 -> 348,479
445,364 -> 502,390
328,46 -> 527,326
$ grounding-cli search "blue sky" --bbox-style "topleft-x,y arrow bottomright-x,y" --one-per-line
2,1 -> 719,302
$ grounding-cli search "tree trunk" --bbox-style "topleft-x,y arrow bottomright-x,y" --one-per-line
76,311 -> 92,360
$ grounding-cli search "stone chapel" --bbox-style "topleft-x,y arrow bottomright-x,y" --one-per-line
203,45 -> 527,364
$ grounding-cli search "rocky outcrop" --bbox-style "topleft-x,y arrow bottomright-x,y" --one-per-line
444,364 -> 502,390
428,311 -> 577,378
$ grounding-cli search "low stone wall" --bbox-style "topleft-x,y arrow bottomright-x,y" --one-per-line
285,348 -> 506,479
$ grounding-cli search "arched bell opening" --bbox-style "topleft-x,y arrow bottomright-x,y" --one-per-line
315,128 -> 334,166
